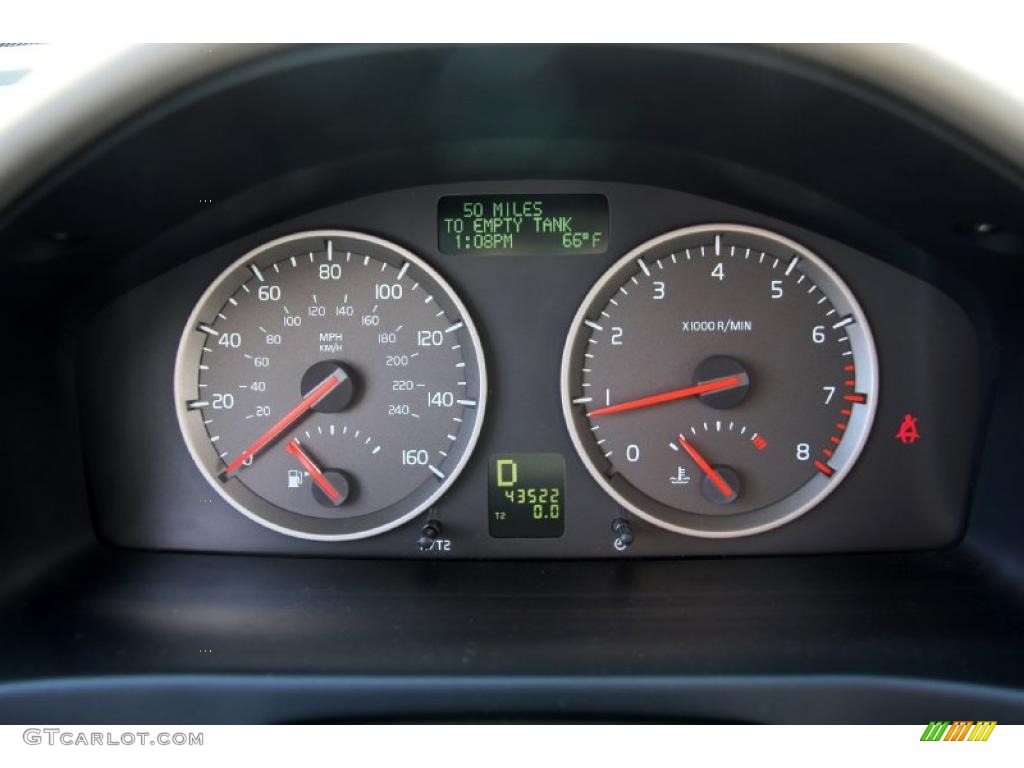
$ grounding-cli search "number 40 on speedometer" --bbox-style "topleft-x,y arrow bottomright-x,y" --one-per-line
175,230 -> 487,541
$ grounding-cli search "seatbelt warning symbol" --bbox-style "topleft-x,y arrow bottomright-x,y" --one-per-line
895,414 -> 920,445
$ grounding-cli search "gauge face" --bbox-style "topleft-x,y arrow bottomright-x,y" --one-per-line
561,224 -> 878,538
175,230 -> 486,540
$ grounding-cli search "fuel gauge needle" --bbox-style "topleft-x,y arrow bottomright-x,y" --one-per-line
678,435 -> 735,499
285,438 -> 342,503
222,370 -> 343,476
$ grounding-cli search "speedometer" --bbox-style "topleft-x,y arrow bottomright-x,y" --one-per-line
561,224 -> 878,538
175,230 -> 486,540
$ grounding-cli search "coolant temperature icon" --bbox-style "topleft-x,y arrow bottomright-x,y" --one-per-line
670,467 -> 692,485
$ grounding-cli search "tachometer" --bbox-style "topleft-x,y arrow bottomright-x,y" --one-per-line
175,230 -> 486,540
561,224 -> 877,538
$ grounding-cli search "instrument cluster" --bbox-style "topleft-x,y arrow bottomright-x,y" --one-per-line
80,180 -> 979,558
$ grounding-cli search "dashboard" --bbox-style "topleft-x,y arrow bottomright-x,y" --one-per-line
0,44 -> 1022,724
84,181 -> 976,558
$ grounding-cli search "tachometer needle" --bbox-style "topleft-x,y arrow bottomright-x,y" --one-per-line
678,434 -> 736,500
285,438 -> 342,503
223,370 -> 344,476
588,374 -> 747,418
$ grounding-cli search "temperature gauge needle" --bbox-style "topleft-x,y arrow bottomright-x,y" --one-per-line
223,370 -> 343,476
285,439 -> 342,503
588,374 -> 747,417
678,435 -> 736,500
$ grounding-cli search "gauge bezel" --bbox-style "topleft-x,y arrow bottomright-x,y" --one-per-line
174,229 -> 488,541
560,223 -> 879,538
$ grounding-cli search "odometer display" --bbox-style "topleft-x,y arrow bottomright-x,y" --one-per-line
561,224 -> 878,538
175,230 -> 486,540
488,454 -> 566,539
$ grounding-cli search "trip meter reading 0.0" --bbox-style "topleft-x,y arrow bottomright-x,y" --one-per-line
175,230 -> 487,540
488,454 -> 566,539
561,224 -> 878,538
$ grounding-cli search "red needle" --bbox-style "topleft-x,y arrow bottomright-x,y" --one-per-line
588,374 -> 745,418
285,439 -> 342,503
223,370 -> 343,476
678,435 -> 736,499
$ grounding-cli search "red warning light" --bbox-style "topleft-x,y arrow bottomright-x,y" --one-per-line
895,414 -> 920,445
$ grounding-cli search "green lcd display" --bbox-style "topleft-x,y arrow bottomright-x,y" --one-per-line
488,454 -> 565,538
438,194 -> 608,256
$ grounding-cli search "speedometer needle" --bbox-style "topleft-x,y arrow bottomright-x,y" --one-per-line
285,439 -> 342,503
223,370 -> 344,476
588,374 -> 746,418
678,435 -> 736,500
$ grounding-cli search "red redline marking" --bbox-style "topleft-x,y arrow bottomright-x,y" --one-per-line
588,375 -> 743,418
843,364 -> 855,372
822,449 -> 833,457
840,408 -> 852,416
285,439 -> 341,503
814,460 -> 834,477
752,435 -> 768,451
843,379 -> 856,387
836,422 -> 847,431
844,393 -> 867,403
830,436 -> 842,445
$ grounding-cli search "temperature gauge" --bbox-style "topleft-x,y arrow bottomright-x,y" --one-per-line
561,224 -> 878,538
668,421 -> 769,509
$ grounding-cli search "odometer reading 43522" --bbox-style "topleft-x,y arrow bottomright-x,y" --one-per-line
175,230 -> 486,540
488,454 -> 566,538
561,224 -> 878,538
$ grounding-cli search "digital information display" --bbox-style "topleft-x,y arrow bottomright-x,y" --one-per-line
488,454 -> 565,538
438,194 -> 608,256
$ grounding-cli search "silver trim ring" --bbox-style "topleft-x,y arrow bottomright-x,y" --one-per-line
174,229 -> 488,541
560,223 -> 878,539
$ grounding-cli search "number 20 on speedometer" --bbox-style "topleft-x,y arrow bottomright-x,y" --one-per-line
175,230 -> 487,540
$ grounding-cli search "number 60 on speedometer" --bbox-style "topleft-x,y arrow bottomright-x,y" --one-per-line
175,230 -> 487,540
